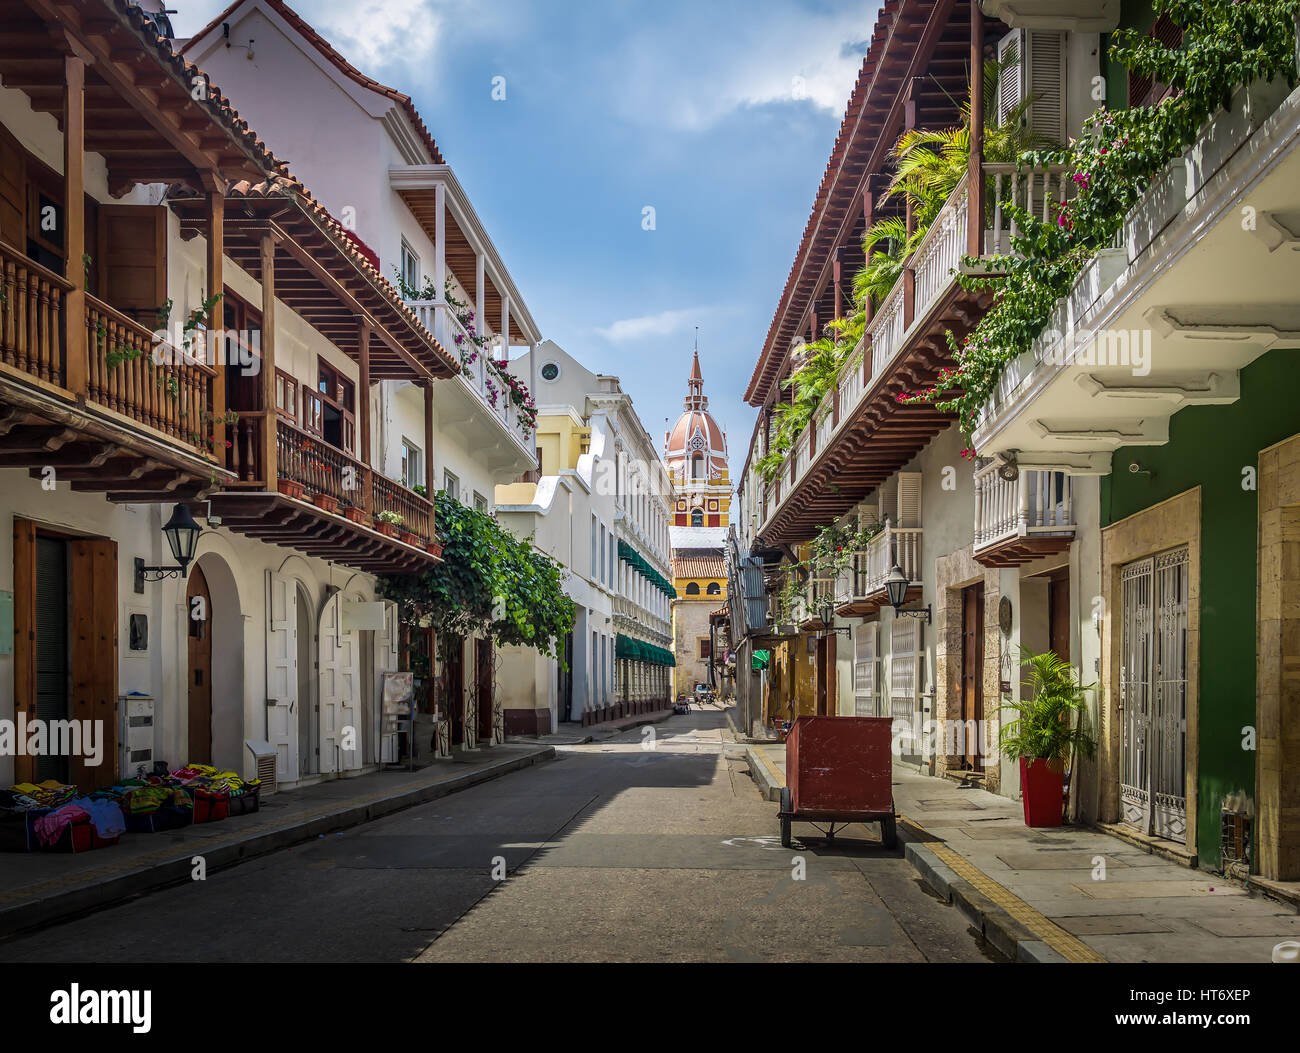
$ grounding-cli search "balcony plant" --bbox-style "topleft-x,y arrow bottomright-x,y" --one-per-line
998,647 -> 1097,827
340,494 -> 369,526
375,509 -> 403,537
901,0 -> 1300,444
379,491 -> 576,663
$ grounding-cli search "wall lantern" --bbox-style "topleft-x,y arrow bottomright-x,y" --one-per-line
884,564 -> 931,623
817,601 -> 850,637
135,503 -> 203,588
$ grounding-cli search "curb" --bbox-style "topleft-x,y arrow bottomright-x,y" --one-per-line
904,841 -> 1062,963
0,746 -> 554,939
743,745 -> 785,802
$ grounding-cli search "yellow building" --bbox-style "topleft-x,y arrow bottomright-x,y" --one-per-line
665,348 -> 730,695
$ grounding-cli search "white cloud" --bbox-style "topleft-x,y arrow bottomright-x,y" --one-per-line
596,306 -> 706,343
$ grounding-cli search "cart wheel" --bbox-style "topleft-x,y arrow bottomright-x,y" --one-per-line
779,787 -> 792,848
880,812 -> 898,850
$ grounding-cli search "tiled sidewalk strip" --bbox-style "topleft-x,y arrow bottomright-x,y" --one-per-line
904,838 -> 1104,963
0,744 -> 553,938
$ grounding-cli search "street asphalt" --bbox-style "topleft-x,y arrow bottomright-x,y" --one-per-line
0,708 -> 998,963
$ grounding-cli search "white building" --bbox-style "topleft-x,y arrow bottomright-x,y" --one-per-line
185,0 -> 544,748
494,341 -> 674,733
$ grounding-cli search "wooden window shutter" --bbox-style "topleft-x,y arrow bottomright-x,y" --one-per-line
68,539 -> 118,790
854,621 -> 878,716
1129,15 -> 1183,108
11,519 -> 38,784
96,204 -> 168,324
896,472 -> 923,528
996,29 -> 1023,129
0,124 -> 25,249
889,616 -> 921,723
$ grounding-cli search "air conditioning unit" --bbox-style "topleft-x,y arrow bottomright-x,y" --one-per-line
119,694 -> 155,778
997,28 -> 1067,144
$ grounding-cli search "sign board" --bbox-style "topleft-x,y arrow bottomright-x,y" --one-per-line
343,600 -> 387,632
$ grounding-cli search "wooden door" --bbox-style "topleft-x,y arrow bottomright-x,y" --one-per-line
0,124 -> 25,247
1048,575 -> 1071,663
960,583 -> 985,771
443,635 -> 464,746
317,593 -> 360,772
186,564 -> 213,764
96,204 -> 167,324
476,638 -> 494,741
264,571 -> 298,778
68,539 -> 118,790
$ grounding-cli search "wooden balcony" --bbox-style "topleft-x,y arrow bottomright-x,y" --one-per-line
835,526 -> 923,618
0,240 -> 229,500
973,465 -> 1075,568
208,417 -> 438,574
755,165 -> 1078,547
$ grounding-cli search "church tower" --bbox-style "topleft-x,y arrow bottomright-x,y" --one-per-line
664,348 -> 731,540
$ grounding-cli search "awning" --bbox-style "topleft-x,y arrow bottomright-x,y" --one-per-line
618,539 -> 675,598
615,634 -> 676,667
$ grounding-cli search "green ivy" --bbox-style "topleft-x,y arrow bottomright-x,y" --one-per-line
379,491 -> 576,662
901,0 -> 1300,442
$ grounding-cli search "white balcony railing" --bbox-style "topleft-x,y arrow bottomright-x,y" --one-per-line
408,298 -> 533,447
973,466 -> 1075,552
849,526 -> 923,599
912,171 -> 969,320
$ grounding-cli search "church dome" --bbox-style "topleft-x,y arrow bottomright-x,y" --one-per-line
664,350 -> 728,483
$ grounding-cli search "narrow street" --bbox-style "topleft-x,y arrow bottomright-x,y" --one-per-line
0,710 -> 994,963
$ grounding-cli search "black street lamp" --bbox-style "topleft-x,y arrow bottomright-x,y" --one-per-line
817,601 -> 850,636
135,503 -> 203,587
884,563 -> 930,623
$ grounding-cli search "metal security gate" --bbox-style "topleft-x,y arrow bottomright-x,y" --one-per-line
1120,548 -> 1189,843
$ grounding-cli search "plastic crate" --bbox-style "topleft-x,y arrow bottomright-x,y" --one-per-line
191,792 -> 229,824
227,785 -> 260,816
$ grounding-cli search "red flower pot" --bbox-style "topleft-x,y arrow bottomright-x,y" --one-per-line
1019,757 -> 1065,827
343,506 -> 368,526
311,492 -> 339,514
427,541 -> 444,558
276,478 -> 305,500
375,521 -> 398,537
400,530 -> 422,547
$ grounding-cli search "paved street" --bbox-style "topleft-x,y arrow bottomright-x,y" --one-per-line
0,709 -> 994,963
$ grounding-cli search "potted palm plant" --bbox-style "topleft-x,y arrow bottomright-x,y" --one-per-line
998,647 -> 1096,827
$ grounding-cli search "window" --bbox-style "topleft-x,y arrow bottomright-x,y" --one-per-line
591,514 -> 597,579
401,439 -> 422,491
599,523 -> 606,584
540,361 -> 560,381
275,369 -> 298,423
686,582 -> 700,596
691,508 -> 704,527
314,359 -> 356,454
706,582 -> 721,596
443,469 -> 460,501
692,453 -> 704,480
473,491 -> 487,512
699,639 -> 711,660
400,238 -> 420,297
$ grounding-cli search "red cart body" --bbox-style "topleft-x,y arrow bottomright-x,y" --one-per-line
785,715 -> 894,820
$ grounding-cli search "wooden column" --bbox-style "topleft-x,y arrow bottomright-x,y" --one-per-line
205,181 -> 226,454
63,54 -> 87,396
833,247 -> 844,322
967,7 -> 986,258
474,252 -> 485,335
358,321 -> 373,514
902,81 -> 919,331
862,187 -> 876,327
904,78 -> 921,240
259,233 -> 277,486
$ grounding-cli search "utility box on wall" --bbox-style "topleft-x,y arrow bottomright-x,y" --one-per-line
119,694 -> 155,778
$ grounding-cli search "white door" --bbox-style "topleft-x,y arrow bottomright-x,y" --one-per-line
318,593 -> 361,772
265,571 -> 298,780
853,622 -> 879,717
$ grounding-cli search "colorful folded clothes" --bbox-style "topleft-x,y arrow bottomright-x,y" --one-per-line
121,785 -> 191,815
0,789 -> 42,812
71,797 -> 126,840
34,804 -> 89,847
11,780 -> 77,808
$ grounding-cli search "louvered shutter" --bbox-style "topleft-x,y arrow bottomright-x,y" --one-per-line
854,622 -> 879,716
896,472 -> 922,528
1026,31 -> 1066,143
889,617 -> 920,725
996,29 -> 1023,129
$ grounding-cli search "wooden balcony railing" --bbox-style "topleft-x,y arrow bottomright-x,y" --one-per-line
372,470 -> 433,541
87,294 -> 215,455
1,239 -> 70,387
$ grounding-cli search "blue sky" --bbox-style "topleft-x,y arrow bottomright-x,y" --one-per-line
174,0 -> 880,468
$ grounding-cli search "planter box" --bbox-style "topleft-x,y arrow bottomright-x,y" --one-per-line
1020,757 -> 1065,827
342,506 -> 368,526
400,530 -> 422,547
427,541 -> 444,558
375,521 -> 399,537
311,492 -> 340,514
276,478 -> 305,500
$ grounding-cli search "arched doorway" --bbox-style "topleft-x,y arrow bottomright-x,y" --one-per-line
296,583 -> 315,777
186,564 -> 212,763
190,552 -> 245,772
476,638 -> 494,742
318,592 -> 361,772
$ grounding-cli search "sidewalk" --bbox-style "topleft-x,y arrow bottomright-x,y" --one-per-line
740,742 -> 1300,963
0,743 -> 553,938
507,707 -> 678,747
